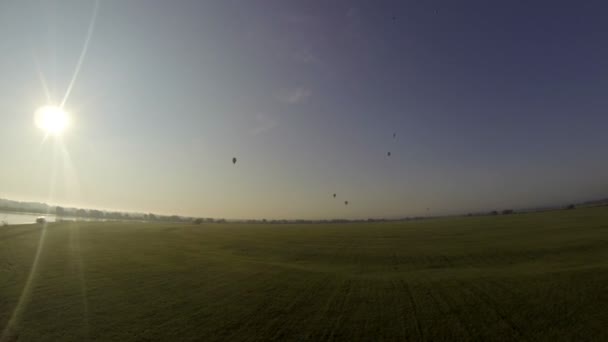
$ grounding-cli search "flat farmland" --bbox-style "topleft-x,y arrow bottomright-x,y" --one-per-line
1,207 -> 607,341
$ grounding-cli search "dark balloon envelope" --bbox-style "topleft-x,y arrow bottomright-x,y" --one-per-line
232,157 -> 237,164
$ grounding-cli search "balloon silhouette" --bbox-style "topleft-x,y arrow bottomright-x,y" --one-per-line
344,201 -> 349,205
232,157 -> 237,164
333,193 -> 336,198
387,152 -> 391,157
393,132 -> 396,139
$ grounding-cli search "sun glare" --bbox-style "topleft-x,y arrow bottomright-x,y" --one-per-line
35,105 -> 69,136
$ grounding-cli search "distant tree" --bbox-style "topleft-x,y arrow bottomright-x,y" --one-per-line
206,218 -> 215,223
55,206 -> 65,216
107,212 -> 122,220
295,219 -> 313,224
193,218 -> 204,224
490,211 -> 499,216
502,209 -> 514,215
565,204 -> 576,210
76,208 -> 88,218
89,210 -> 104,219
148,213 -> 157,221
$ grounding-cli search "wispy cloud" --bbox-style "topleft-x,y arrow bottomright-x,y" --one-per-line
277,87 -> 312,105
250,113 -> 279,136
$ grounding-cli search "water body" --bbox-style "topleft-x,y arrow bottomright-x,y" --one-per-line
0,211 -> 56,225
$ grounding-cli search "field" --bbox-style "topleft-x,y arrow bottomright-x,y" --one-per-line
1,207 -> 608,341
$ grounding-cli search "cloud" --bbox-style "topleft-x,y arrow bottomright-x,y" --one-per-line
277,87 -> 312,105
250,113 -> 279,136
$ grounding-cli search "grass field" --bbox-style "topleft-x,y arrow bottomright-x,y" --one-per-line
1,207 -> 607,341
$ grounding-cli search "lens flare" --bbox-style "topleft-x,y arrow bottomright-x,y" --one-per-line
35,106 -> 69,136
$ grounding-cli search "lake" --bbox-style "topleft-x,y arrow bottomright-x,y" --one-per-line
0,211 -> 56,225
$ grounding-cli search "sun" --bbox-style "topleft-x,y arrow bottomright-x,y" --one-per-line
35,105 -> 69,136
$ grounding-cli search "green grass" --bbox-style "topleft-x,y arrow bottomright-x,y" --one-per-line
1,207 -> 608,341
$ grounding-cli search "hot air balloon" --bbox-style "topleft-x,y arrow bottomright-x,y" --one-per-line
232,157 -> 237,164
387,152 -> 391,157
333,193 -> 336,198
393,132 -> 396,139
344,201 -> 349,205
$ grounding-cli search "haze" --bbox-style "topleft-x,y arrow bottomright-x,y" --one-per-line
1,1 -> 607,219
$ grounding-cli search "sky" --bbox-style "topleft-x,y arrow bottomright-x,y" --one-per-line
1,0 -> 607,220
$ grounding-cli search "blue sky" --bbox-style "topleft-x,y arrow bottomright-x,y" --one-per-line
1,1 -> 607,219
